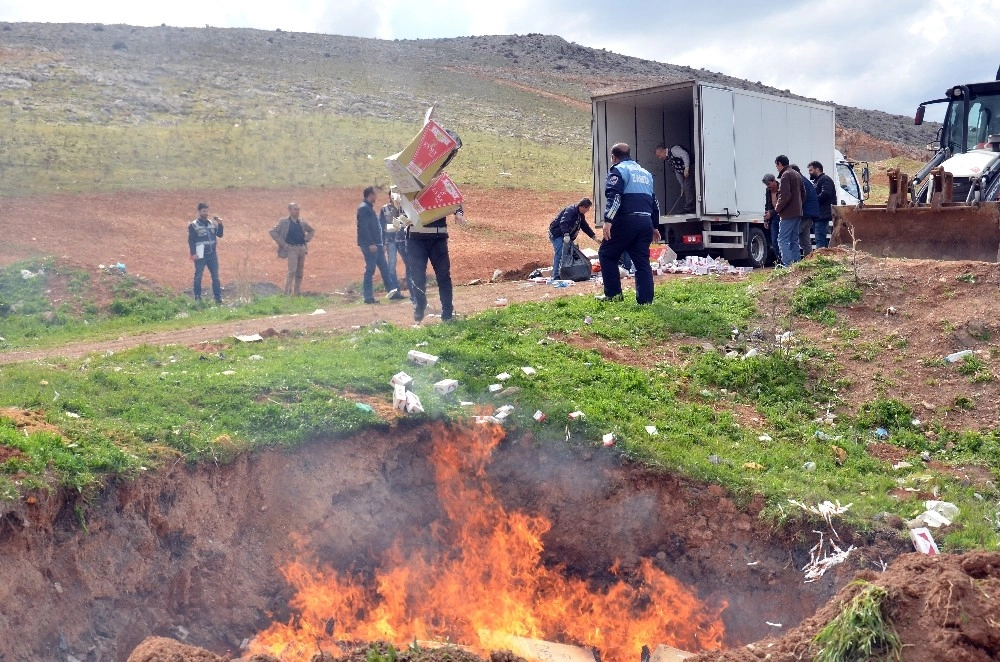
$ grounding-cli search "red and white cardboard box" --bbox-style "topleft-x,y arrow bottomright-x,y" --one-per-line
533,410 -> 547,422
401,172 -> 464,227
384,119 -> 460,193
910,527 -> 940,555
568,411 -> 585,421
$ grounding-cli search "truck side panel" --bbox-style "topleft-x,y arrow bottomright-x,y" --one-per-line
699,85 -> 738,215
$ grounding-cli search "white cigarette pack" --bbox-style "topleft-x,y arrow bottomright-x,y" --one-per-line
390,372 -> 414,390
408,350 -> 439,366
910,527 -> 940,555
434,379 -> 458,395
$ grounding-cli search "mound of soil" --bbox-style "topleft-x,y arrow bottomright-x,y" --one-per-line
691,551 -> 1000,661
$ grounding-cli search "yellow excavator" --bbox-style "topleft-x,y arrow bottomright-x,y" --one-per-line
831,75 -> 1000,262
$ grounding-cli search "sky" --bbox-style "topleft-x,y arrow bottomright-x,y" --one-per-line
3,0 -> 1000,119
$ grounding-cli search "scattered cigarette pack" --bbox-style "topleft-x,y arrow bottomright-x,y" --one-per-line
407,350 -> 439,366
521,367 -> 536,376
488,383 -> 503,393
496,372 -> 512,381
393,383 -> 408,412
390,372 -> 414,390
568,411 -> 586,421
533,410 -> 546,422
602,433 -> 615,447
910,527 -> 939,555
433,379 -> 458,395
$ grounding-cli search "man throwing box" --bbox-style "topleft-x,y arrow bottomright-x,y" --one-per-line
655,143 -> 696,214
598,142 -> 660,304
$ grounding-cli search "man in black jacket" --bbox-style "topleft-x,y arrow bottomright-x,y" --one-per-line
356,186 -> 403,304
808,161 -> 837,249
547,198 -> 597,282
188,201 -> 224,303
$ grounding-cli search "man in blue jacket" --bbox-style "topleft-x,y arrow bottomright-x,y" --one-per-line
598,143 -> 661,304
791,164 -> 819,257
356,186 -> 403,304
547,197 -> 597,282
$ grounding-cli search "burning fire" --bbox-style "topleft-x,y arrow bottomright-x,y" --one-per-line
249,423 -> 725,660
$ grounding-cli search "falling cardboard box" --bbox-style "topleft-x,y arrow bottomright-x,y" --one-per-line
384,119 -> 460,193
399,172 -> 464,227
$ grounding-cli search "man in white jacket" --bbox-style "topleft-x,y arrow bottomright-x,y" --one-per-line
655,143 -> 696,214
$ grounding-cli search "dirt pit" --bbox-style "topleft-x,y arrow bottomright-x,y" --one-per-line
0,423 -> 897,661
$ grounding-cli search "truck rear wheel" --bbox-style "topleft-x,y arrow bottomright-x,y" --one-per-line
741,226 -> 770,268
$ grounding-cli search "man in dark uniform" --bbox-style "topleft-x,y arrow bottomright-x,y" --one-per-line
598,143 -> 660,304
407,207 -> 467,323
357,186 -> 403,304
187,201 -> 224,303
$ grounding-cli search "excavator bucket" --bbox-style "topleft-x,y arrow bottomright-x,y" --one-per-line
830,201 -> 1000,262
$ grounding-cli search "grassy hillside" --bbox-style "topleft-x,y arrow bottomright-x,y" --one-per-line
0,23 -> 932,197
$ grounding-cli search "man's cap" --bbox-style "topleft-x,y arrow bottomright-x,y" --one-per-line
197,202 -> 209,210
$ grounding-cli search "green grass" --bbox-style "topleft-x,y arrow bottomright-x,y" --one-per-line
788,256 -> 862,324
2,273 -> 997,550
813,581 -> 901,662
0,114 -> 589,197
0,257 -> 333,349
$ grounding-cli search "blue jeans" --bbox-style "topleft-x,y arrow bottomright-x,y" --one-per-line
778,216 -> 801,265
814,218 -> 831,248
550,235 -> 565,280
386,237 -> 400,280
361,245 -> 399,301
193,251 -> 221,301
598,216 -> 654,303
396,240 -> 415,302
769,218 -> 780,263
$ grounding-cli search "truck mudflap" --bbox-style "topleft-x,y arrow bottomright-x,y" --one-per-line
830,202 -> 1000,263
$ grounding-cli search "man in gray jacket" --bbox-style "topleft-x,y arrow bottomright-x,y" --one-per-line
774,155 -> 804,266
269,202 -> 315,295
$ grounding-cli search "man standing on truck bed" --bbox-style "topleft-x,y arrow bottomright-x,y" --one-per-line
655,143 -> 696,214
774,155 -> 804,266
599,142 -> 660,304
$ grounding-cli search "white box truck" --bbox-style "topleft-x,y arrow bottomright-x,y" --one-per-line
592,81 -> 850,267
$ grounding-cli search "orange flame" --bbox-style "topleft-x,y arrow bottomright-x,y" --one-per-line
250,423 -> 725,660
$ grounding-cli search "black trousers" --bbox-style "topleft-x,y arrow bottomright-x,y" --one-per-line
597,216 -> 654,303
407,233 -> 453,320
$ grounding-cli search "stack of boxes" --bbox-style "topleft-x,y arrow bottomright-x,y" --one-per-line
384,115 -> 464,226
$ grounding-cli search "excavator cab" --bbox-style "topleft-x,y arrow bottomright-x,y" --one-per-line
831,77 -> 1000,262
